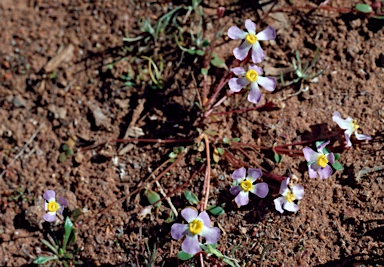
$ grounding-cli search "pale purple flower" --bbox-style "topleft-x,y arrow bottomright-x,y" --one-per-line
228,19 -> 276,63
171,207 -> 221,255
229,167 -> 269,207
332,111 -> 371,147
228,65 -> 276,104
43,190 -> 68,222
303,141 -> 335,179
274,176 -> 304,214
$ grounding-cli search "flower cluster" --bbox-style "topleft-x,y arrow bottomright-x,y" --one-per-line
43,190 -> 68,222
228,19 -> 277,104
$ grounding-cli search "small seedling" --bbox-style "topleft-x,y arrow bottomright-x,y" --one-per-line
34,217 -> 79,266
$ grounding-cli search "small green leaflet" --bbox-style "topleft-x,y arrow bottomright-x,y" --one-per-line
177,251 -> 194,260
184,190 -> 199,205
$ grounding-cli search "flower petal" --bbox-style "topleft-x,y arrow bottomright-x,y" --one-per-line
234,191 -> 249,206
182,235 -> 200,255
251,42 -> 265,63
244,19 -> 256,34
233,41 -> 252,61
303,147 -> 318,162
292,185 -> 304,200
227,26 -> 247,40
317,140 -> 330,153
251,182 -> 269,198
257,76 -> 276,92
247,168 -> 262,182
181,207 -> 198,223
44,212 -> 57,222
58,196 -> 68,208
43,190 -> 56,202
344,131 -> 352,147
249,65 -> 263,75
318,165 -> 333,179
355,132 -> 372,141
248,82 -> 262,104
228,77 -> 249,93
230,67 -> 246,76
232,167 -> 246,181
197,211 -> 211,228
256,26 -> 276,41
171,223 -> 188,240
229,185 -> 241,196
200,225 -> 221,244
308,166 -> 318,179
274,197 -> 285,214
332,111 -> 352,130
279,177 -> 290,194
327,153 -> 335,164
283,201 -> 299,212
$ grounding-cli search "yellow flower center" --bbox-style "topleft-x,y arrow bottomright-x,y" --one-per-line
189,219 -> 203,235
245,33 -> 258,44
352,119 -> 359,132
245,69 -> 258,82
317,154 -> 328,168
240,179 -> 253,192
47,201 -> 59,213
285,191 -> 296,203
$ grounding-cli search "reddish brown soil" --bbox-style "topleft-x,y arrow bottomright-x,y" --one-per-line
0,0 -> 383,266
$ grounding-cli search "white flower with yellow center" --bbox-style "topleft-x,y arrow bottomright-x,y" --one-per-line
230,167 -> 269,207
228,19 -> 276,63
332,111 -> 372,147
303,141 -> 335,179
171,207 -> 221,255
228,65 -> 276,104
274,177 -> 304,214
43,190 -> 68,222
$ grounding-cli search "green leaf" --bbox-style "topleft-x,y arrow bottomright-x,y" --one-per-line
201,68 -> 208,75
274,153 -> 283,163
206,244 -> 223,257
63,217 -> 74,252
145,190 -> 162,207
196,50 -> 204,56
33,255 -> 59,264
207,205 -> 225,215
72,208 -> 83,221
202,39 -> 210,47
222,137 -> 230,144
210,53 -> 228,70
332,161 -> 343,171
184,190 -> 199,205
217,148 -> 224,156
231,138 -> 240,142
177,251 -> 194,260
66,148 -> 74,156
59,153 -> 67,162
322,147 -> 330,154
62,144 -> 69,151
334,153 -> 340,161
355,3 -> 372,13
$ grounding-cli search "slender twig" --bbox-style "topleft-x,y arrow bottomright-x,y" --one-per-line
201,135 -> 211,211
